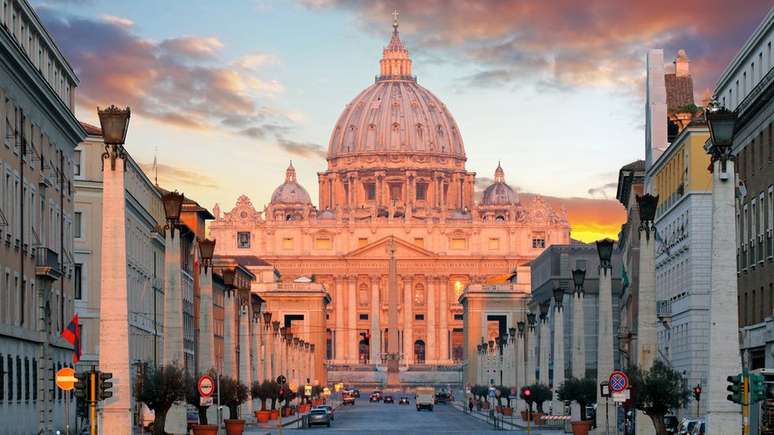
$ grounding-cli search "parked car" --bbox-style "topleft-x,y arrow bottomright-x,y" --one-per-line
383,395 -> 394,403
689,418 -> 705,435
308,409 -> 332,427
313,405 -> 334,421
663,415 -> 679,433
399,396 -> 410,405
677,418 -> 698,435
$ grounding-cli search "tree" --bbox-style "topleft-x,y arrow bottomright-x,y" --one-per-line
496,386 -> 513,408
252,380 -> 272,411
267,381 -> 281,410
557,377 -> 596,421
528,383 -> 553,413
135,365 -> 188,435
219,376 -> 249,420
625,361 -> 691,435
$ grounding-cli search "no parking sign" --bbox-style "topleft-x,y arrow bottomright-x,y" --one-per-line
608,371 -> 629,393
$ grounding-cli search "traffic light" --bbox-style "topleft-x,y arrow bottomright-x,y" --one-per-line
278,386 -> 286,401
692,385 -> 702,401
727,374 -> 742,404
74,372 -> 90,401
750,373 -> 766,404
97,371 -> 113,400
521,386 -> 532,399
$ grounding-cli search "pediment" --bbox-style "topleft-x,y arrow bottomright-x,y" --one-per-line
345,235 -> 437,259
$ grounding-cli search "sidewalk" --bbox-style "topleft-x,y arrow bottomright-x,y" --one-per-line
449,399 -> 559,433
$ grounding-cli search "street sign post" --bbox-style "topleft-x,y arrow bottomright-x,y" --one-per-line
600,381 -> 610,398
56,367 -> 76,435
198,375 -> 215,398
612,389 -> 630,403
608,371 -> 629,393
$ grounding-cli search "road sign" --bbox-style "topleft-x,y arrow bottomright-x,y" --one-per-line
600,381 -> 610,398
198,375 -> 215,398
56,367 -> 77,391
488,387 -> 496,398
609,371 -> 629,393
612,389 -> 630,403
305,385 -> 312,397
277,375 -> 286,385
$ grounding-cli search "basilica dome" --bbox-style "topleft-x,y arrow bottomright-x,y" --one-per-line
271,162 -> 311,205
481,163 -> 518,205
326,19 -> 465,163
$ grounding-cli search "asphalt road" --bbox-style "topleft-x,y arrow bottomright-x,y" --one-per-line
246,396 -> 520,434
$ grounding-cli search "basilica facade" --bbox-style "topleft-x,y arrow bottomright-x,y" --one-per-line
209,18 -> 570,375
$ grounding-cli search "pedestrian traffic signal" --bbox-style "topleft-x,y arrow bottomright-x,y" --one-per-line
521,387 -> 532,398
692,385 -> 702,401
727,374 -> 742,404
97,371 -> 113,400
74,372 -> 90,401
750,373 -> 766,404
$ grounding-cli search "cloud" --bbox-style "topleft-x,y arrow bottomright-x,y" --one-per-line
100,15 -> 133,28
138,162 -> 220,190
276,137 -> 327,159
587,182 -> 619,199
302,0 -> 772,95
158,36 -> 224,60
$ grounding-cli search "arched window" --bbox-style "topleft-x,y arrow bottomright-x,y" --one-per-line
414,340 -> 426,364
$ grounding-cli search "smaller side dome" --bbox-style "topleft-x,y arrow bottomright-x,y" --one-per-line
271,162 -> 312,205
481,162 -> 517,205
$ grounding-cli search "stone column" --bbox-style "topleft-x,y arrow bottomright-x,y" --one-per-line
347,276 -> 358,363
636,200 -> 657,435
163,221 -> 184,365
595,255 -> 615,434
251,315 -> 261,388
239,300 -> 253,419
526,319 -> 537,385
98,150 -> 131,433
426,276 -> 437,363
552,292 -> 566,416
223,289 -> 236,378
705,157 -> 743,433
403,276 -> 413,364
370,275 -> 381,364
198,254 -> 215,372
439,276 -> 449,363
539,307 -> 550,386
334,277 -> 344,363
515,329 -> 526,412
571,287 -> 585,421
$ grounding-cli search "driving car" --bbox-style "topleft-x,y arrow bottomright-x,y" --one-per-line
308,408 -> 332,427
399,396 -> 410,405
342,392 -> 355,405
369,392 -> 381,402
313,405 -> 334,421
351,388 -> 361,398
383,395 -> 394,403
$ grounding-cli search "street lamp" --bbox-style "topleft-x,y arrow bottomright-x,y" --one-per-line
527,312 -> 536,329
539,301 -> 550,320
199,238 -> 215,273
263,311 -> 272,325
553,287 -> 565,309
161,190 -> 185,238
572,268 -> 586,292
509,327 -> 517,342
596,239 -> 615,269
517,321 -> 525,336
477,344 -> 483,354
272,321 -> 280,333
97,105 -> 130,170
705,100 -> 737,169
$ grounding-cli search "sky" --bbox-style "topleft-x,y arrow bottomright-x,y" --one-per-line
33,0 -> 772,242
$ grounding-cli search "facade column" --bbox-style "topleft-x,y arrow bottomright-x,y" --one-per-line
347,276 -> 358,363
439,276 -> 449,363
370,275 -> 381,364
526,317 -> 537,385
595,246 -> 615,434
426,276 -> 437,363
163,218 -> 184,365
197,251 -> 215,372
571,286 -> 585,421
334,277 -> 344,363
636,195 -> 658,435
238,300 -> 253,419
223,289 -> 236,378
403,276 -> 413,364
552,291 -> 566,416
98,147 -> 131,433
263,319 -> 272,382
515,326 -> 526,412
538,303 -> 550,386
251,315 -> 261,388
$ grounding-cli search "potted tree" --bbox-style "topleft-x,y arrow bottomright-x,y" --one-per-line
481,385 -> 491,410
529,383 -> 553,425
297,385 -> 312,413
626,361 -> 691,435
472,385 -> 483,411
186,372 -> 218,435
252,380 -> 272,423
267,381 -> 281,420
220,376 -> 249,435
134,364 -> 188,435
557,377 -> 596,435
496,386 -> 514,416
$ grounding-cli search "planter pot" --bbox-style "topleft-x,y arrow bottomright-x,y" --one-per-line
255,410 -> 270,423
224,419 -> 245,435
312,399 -> 323,406
571,420 -> 593,435
501,407 -> 513,416
281,407 -> 291,417
269,409 -> 279,420
192,425 -> 218,435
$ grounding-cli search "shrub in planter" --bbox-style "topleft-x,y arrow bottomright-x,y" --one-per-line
134,364 -> 188,435
625,361 -> 691,435
220,376 -> 249,435
557,377 -> 596,435
251,380 -> 272,423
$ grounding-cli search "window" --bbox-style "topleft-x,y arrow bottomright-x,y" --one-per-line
451,237 -> 466,250
364,183 -> 376,201
23,357 -> 28,401
73,150 -> 81,176
6,355 -> 11,401
415,183 -> 427,201
74,264 -> 82,300
358,283 -> 368,307
454,314 -> 464,321
15,356 -> 20,401
314,236 -> 332,250
414,314 -> 425,321
0,354 -> 4,401
31,359 -> 36,401
453,280 -> 464,300
414,284 -> 425,306
414,238 -> 424,248
237,232 -> 250,249
281,237 -> 293,250
488,238 -> 499,250
359,313 -> 368,321
357,237 -> 368,248
532,238 -> 545,249
389,183 -> 402,201
74,212 -> 81,239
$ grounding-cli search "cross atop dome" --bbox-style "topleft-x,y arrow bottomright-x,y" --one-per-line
392,9 -> 399,32
378,9 -> 413,81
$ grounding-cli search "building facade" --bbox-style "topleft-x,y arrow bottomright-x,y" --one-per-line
209,16 -> 570,386
0,0 -> 85,433
647,119 -> 712,416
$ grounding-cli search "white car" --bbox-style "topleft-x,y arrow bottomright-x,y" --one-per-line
313,405 -> 334,421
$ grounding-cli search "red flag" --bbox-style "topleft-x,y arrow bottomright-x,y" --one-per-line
61,313 -> 81,364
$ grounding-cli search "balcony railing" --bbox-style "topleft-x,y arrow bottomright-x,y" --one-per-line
35,246 -> 62,280
656,299 -> 672,319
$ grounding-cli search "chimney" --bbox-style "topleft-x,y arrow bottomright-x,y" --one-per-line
674,49 -> 690,77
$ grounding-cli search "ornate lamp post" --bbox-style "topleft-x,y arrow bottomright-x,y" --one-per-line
596,238 -> 616,433
570,267 -> 586,422
197,238 -> 216,372
97,106 -> 132,434
704,101 -> 742,434
161,189 -> 186,366
552,286 -> 566,415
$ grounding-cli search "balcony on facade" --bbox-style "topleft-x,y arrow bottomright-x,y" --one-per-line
35,246 -> 62,280
656,299 -> 672,328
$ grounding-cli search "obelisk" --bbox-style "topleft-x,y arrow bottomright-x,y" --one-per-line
386,237 -> 400,386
